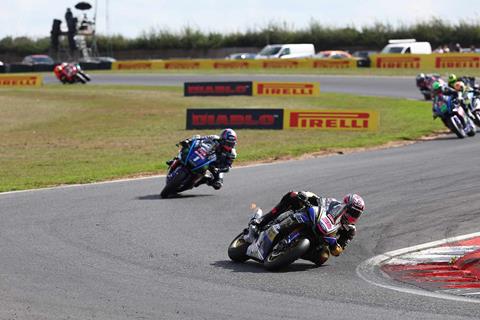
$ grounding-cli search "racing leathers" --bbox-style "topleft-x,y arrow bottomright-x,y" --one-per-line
250,191 -> 357,266
167,135 -> 236,190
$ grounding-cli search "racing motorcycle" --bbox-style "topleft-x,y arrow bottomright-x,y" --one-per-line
160,138 -> 217,198
462,88 -> 480,127
416,73 -> 442,100
228,205 -> 341,270
54,63 -> 91,84
433,94 -> 476,139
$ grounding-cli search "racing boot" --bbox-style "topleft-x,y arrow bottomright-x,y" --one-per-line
207,177 -> 222,190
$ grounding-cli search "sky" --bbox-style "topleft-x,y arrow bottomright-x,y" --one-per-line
1,0 -> 480,39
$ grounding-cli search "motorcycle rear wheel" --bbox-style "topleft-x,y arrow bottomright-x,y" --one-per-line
160,169 -> 189,198
264,237 -> 310,271
227,233 -> 250,262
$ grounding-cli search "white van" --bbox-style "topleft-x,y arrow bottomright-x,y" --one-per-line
381,39 -> 432,54
255,43 -> 315,59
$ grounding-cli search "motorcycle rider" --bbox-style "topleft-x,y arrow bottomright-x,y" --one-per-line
248,191 -> 365,266
166,128 -> 237,190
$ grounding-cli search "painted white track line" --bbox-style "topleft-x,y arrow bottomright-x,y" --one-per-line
356,232 -> 480,304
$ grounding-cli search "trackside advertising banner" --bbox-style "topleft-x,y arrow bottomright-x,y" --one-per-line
284,109 -> 379,131
370,53 -> 480,69
186,108 -> 284,129
253,82 -> 320,97
112,59 -> 358,70
0,74 -> 43,87
184,81 -> 253,96
370,54 -> 425,69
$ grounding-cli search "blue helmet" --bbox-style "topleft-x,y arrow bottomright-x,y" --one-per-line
220,128 -> 237,150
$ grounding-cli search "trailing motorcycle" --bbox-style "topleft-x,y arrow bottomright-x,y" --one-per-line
160,138 -> 217,198
462,89 -> 480,127
54,62 -> 91,84
416,73 -> 442,100
228,205 -> 341,270
433,94 -> 476,138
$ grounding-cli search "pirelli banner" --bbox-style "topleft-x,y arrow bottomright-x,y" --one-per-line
113,58 -> 358,70
186,108 -> 284,129
253,81 -> 320,97
284,109 -> 379,131
0,74 -> 43,87
370,53 -> 480,69
370,54 -> 426,69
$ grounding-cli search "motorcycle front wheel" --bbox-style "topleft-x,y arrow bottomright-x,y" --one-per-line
160,168 -> 189,198
447,116 -> 466,139
227,233 -> 250,262
264,237 -> 310,271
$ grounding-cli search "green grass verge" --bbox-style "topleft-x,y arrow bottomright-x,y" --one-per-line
0,85 -> 442,192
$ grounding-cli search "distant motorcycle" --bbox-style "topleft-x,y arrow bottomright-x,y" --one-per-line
433,94 -> 476,138
228,205 -> 341,270
161,138 -> 217,198
416,73 -> 442,100
54,63 -> 91,84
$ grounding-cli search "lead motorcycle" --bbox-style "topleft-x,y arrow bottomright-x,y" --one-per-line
228,204 -> 341,270
54,62 -> 91,84
160,138 -> 217,198
433,94 -> 476,139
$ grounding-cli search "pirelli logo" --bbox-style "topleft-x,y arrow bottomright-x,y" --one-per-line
262,60 -> 299,68
117,62 -> 152,70
253,82 -> 320,96
165,61 -> 200,69
213,61 -> 249,69
285,110 -> 379,131
0,75 -> 43,87
313,60 -> 351,69
376,57 -> 421,69
435,56 -> 480,68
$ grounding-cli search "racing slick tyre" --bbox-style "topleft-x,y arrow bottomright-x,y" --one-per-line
228,233 -> 250,262
160,169 -> 189,198
473,111 -> 480,127
447,116 -> 466,139
264,237 -> 310,271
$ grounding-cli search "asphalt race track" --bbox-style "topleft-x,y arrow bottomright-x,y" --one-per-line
2,75 -> 480,319
43,73 -> 420,99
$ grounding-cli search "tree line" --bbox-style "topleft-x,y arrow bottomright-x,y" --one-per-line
2,18 -> 480,56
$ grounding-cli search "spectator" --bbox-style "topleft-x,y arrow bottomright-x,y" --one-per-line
454,43 -> 462,52
443,45 -> 450,53
434,46 -> 444,53
470,45 -> 477,53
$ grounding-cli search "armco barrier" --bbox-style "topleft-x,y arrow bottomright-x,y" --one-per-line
0,74 -> 43,87
32,64 -> 55,72
7,64 -> 34,73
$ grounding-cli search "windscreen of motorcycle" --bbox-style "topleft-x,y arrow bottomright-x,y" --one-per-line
317,199 -> 342,235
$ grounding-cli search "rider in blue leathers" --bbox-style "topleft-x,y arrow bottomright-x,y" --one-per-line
166,129 -> 237,190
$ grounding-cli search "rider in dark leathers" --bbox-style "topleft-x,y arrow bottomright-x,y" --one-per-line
166,129 -> 237,190
250,191 -> 365,265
